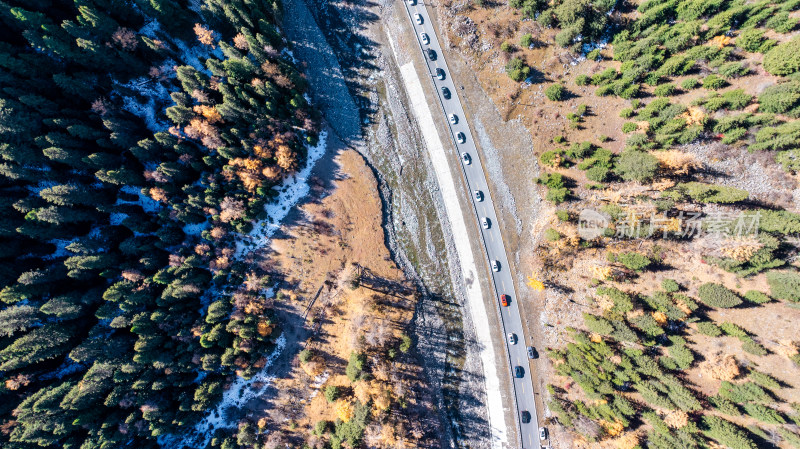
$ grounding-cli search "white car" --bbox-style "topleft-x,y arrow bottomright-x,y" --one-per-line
507,333 -> 517,345
456,132 -> 466,144
420,32 -> 429,45
491,260 -> 500,272
481,217 -> 490,229
461,152 -> 471,165
408,0 -> 416,4
448,113 -> 458,125
539,427 -> 548,440
474,190 -> 483,202
414,13 -> 423,25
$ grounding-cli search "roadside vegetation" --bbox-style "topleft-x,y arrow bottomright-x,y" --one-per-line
452,0 -> 800,447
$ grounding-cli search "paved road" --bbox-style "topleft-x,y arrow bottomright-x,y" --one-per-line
398,2 -> 543,448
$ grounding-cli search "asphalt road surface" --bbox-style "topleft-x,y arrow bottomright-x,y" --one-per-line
399,2 -> 543,448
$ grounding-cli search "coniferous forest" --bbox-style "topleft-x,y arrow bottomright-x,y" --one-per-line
0,0 -> 317,447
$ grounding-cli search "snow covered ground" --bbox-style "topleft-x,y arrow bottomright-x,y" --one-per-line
235,131 -> 328,257
162,131 -> 329,449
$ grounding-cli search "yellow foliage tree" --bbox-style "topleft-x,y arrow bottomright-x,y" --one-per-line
335,399 -> 354,422
527,275 -> 545,291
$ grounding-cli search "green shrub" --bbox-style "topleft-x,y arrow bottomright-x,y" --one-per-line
506,57 -> 531,81
586,166 -> 609,182
696,321 -> 722,337
619,252 -> 652,272
681,77 -> 700,89
546,187 -> 569,204
566,141 -> 593,159
324,385 -> 340,403
596,286 -> 634,313
701,415 -> 757,449
670,182 -> 749,204
299,349 -> 312,363
622,122 -> 638,133
719,61 -> 750,79
758,81 -> 800,117
314,420 -> 330,435
661,279 -> 679,293
539,149 -> 564,167
553,135 -> 566,144
766,271 -> 800,302
742,403 -> 785,424
501,41 -> 513,53
598,134 -> 611,142
575,74 -> 590,86
737,28 -> 775,53
545,83 -> 566,101
583,313 -> 614,335
709,394 -> 740,415
741,337 -> 769,356
538,172 -> 565,189
576,103 -> 588,116
346,352 -> 366,382
520,33 -> 533,48
399,334 -> 412,353
614,150 -> 659,182
743,290 -> 771,304
556,210 -> 570,221
654,83 -> 677,97
619,107 -> 635,118
545,228 -> 562,242
749,370 -> 780,390
703,74 -> 727,90
719,322 -> 748,338
766,11 -> 798,33
697,283 -> 743,308
764,37 -> 800,76
586,49 -> 601,61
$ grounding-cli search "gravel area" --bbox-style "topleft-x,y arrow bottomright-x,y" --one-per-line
683,141 -> 799,211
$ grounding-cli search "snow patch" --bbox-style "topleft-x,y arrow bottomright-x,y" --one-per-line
166,334 -> 287,448
235,131 -> 328,257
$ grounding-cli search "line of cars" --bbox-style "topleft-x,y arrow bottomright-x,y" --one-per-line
407,1 -> 549,445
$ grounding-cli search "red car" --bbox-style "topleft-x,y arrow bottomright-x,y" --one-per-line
500,294 -> 510,307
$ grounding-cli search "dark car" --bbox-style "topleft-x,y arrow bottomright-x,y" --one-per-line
441,86 -> 451,99
514,366 -> 524,378
436,68 -> 445,80
527,346 -> 539,359
427,49 -> 437,61
521,411 -> 532,424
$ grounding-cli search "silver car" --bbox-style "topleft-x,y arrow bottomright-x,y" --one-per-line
507,333 -> 517,345
474,190 -> 483,202
481,217 -> 490,229
420,32 -> 429,45
461,152 -> 471,165
456,132 -> 466,144
539,427 -> 547,440
448,113 -> 458,125
414,13 -> 423,24
408,0 -> 416,4
491,260 -> 500,272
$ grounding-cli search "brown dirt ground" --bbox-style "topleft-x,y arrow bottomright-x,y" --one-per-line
257,150 -> 435,447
